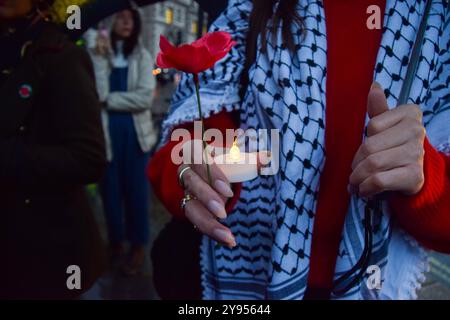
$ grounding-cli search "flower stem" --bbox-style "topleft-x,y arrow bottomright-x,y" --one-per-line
193,74 -> 213,186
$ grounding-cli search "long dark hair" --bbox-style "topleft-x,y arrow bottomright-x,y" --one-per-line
111,9 -> 141,58
240,0 -> 303,98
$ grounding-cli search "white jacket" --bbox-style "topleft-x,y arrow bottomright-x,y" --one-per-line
89,38 -> 157,161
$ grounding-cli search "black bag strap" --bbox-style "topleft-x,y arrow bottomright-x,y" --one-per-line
397,0 -> 433,106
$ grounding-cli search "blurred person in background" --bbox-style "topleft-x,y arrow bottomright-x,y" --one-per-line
88,8 -> 156,276
0,0 -> 107,299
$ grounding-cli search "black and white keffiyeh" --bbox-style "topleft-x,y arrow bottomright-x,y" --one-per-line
159,0 -> 450,300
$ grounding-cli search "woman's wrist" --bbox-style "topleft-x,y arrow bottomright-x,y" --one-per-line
392,138 -> 447,211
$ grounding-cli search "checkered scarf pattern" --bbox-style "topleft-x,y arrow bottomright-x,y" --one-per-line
159,0 -> 450,300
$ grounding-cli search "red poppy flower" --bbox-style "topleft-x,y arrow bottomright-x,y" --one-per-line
156,31 -> 236,74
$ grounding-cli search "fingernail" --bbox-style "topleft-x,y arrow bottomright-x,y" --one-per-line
213,229 -> 236,247
259,151 -> 272,166
214,180 -> 234,198
371,82 -> 382,90
208,200 -> 227,219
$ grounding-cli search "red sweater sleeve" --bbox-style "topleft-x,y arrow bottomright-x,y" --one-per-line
390,138 -> 450,253
147,110 -> 242,219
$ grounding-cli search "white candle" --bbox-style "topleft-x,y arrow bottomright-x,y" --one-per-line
214,142 -> 259,183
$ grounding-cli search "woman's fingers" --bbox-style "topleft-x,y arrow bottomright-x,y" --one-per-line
184,140 -> 234,199
184,200 -> 236,247
357,164 -> 424,198
349,142 -> 424,188
192,162 -> 234,198
257,150 -> 272,173
352,117 -> 423,170
95,35 -> 110,56
366,104 -> 423,137
350,102 -> 425,197
181,166 -> 228,219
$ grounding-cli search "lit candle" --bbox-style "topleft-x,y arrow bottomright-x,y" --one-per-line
214,138 -> 259,183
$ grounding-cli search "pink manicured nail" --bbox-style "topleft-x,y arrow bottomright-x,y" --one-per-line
214,180 -> 234,198
212,229 -> 236,247
208,200 -> 227,219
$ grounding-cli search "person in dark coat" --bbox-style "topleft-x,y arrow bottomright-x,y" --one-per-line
0,0 -> 107,299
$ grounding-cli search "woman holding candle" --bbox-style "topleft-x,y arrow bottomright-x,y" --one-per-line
148,0 -> 450,300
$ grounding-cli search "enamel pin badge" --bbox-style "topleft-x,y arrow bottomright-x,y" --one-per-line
19,84 -> 33,99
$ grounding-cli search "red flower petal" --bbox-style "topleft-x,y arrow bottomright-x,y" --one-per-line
172,44 -> 213,73
156,52 -> 176,69
159,35 -> 175,54
156,31 -> 236,74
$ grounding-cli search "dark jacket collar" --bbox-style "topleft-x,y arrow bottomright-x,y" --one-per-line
0,18 -> 66,88
0,15 -> 49,84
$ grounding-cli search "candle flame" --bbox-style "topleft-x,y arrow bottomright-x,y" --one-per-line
230,137 -> 240,161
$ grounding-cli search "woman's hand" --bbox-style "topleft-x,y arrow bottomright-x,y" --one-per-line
349,83 -> 426,197
179,140 -> 237,247
95,30 -> 111,56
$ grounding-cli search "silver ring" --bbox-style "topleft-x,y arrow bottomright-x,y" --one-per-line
178,166 -> 192,189
180,193 -> 196,211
